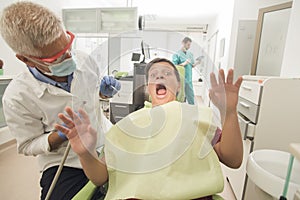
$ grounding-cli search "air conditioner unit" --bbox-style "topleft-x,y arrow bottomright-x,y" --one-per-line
185,25 -> 208,32
144,22 -> 208,33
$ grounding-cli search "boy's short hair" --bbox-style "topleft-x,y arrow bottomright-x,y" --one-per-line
182,37 -> 192,43
145,58 -> 181,83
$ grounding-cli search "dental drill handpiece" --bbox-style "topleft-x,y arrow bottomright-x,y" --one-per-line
110,85 -> 120,97
45,101 -> 87,200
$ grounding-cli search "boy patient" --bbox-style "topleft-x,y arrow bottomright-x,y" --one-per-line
56,58 -> 243,199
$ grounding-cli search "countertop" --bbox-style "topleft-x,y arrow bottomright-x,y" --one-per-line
289,143 -> 300,161
0,76 -> 13,80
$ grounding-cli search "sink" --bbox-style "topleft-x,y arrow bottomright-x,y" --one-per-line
247,149 -> 300,199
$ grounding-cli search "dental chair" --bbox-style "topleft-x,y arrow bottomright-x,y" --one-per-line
175,65 -> 186,103
72,181 -> 102,200
72,66 -> 186,200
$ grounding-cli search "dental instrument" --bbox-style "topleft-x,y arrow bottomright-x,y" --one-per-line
110,85 -> 120,97
45,101 -> 86,200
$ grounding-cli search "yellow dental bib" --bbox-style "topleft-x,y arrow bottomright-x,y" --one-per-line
104,101 -> 224,200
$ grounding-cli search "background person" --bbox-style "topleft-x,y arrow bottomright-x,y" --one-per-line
0,2 -> 120,200
172,37 -> 201,105
0,59 -> 3,75
0,59 -> 3,68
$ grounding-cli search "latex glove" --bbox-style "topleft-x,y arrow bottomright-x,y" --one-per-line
100,76 -> 121,97
57,123 -> 68,140
57,112 -> 82,140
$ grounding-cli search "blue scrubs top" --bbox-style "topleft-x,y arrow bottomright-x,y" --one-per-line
172,50 -> 195,104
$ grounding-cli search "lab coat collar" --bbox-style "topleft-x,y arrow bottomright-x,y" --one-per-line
28,67 -> 74,93
26,68 -> 83,99
24,50 -> 88,99
24,70 -> 48,98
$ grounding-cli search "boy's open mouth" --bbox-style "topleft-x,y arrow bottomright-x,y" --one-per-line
156,84 -> 167,98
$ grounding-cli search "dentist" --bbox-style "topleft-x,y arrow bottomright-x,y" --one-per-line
0,2 -> 120,200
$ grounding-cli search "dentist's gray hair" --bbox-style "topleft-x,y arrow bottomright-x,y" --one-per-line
0,1 -> 65,57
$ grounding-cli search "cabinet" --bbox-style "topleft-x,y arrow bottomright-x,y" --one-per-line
110,103 -> 135,123
0,77 -> 13,146
63,7 -> 137,33
110,63 -> 147,124
110,79 -> 134,123
100,8 -> 137,32
223,76 -> 300,200
63,9 -> 99,33
0,78 -> 12,128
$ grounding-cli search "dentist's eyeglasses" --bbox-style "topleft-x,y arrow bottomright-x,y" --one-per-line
29,31 -> 75,65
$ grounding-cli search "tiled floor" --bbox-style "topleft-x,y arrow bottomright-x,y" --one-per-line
219,170 -> 237,200
0,142 -> 236,200
0,143 -> 41,200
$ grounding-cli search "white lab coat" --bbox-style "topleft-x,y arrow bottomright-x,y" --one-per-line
2,50 -> 112,172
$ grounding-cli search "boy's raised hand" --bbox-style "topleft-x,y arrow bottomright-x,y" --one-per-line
55,107 -> 97,157
209,69 -> 243,117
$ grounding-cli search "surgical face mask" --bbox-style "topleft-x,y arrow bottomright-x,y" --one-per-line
44,57 -> 77,77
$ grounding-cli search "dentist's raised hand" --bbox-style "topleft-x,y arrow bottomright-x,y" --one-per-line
209,69 -> 243,117
55,107 -> 97,157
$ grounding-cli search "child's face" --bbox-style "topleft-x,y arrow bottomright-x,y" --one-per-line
147,62 -> 180,107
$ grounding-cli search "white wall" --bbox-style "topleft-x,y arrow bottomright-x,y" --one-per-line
0,36 -> 26,76
3,0 -> 295,76
227,0 -> 291,70
281,0 -> 300,77
206,0 -> 235,72
0,0 -> 208,76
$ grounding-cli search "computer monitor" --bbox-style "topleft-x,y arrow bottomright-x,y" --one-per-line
131,53 -> 141,62
141,41 -> 150,63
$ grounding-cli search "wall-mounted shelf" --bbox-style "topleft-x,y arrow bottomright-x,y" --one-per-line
63,7 -> 137,33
